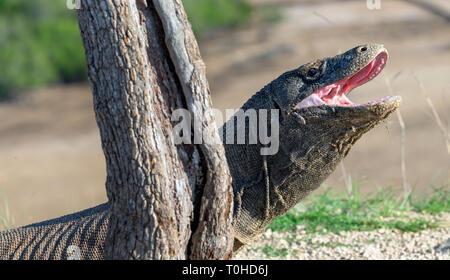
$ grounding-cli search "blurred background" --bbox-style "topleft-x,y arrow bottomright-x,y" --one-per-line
0,0 -> 449,228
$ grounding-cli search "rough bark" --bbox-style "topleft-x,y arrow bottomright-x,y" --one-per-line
77,0 -> 233,259
152,0 -> 234,260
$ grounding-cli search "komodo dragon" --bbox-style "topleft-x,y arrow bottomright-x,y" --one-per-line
0,44 -> 400,260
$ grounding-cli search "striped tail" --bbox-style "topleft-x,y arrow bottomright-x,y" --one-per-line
0,203 -> 109,260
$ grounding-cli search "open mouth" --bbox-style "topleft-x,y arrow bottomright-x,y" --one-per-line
294,51 -> 389,110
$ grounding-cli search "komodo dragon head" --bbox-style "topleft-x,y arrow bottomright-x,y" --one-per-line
227,44 -> 401,251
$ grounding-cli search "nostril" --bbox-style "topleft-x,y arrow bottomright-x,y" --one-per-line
359,46 -> 368,52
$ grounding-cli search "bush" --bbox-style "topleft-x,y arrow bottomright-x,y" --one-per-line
183,0 -> 252,37
0,0 -> 86,99
0,0 -> 252,99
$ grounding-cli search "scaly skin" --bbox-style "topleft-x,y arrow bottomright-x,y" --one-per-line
0,44 -> 400,259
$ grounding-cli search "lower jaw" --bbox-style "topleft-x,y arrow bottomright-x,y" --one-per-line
347,95 -> 395,107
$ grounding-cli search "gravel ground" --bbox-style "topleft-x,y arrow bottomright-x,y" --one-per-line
235,213 -> 450,260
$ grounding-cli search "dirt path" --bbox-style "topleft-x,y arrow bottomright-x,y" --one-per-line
0,86 -> 107,227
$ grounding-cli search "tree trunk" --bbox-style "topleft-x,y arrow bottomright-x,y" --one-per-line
77,0 -> 233,260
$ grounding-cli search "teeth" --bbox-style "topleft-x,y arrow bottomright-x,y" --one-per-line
367,65 -> 383,81
316,85 -> 334,98
312,94 -> 325,106
341,95 -> 354,105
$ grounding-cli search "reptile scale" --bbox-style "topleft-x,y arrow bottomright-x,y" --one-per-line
0,44 -> 401,259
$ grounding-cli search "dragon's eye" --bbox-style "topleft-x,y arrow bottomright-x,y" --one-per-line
307,68 -> 319,77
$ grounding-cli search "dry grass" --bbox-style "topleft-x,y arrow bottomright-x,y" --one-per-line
339,161 -> 353,196
385,77 -> 409,198
414,74 -> 450,183
0,195 -> 14,230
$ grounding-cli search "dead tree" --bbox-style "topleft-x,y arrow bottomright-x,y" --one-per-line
77,0 -> 233,260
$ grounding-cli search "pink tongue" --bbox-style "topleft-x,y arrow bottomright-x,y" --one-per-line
342,59 -> 375,93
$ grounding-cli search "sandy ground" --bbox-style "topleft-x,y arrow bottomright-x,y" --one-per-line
235,213 -> 450,260
0,0 -> 449,228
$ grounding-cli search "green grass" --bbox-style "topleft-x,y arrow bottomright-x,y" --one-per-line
268,185 -> 449,234
411,186 -> 450,214
0,195 -> 14,230
261,245 -> 289,258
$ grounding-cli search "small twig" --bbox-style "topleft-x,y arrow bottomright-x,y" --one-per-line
0,194 -> 14,230
385,77 -> 409,198
414,75 -> 450,184
339,161 -> 352,197
396,109 -> 408,198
